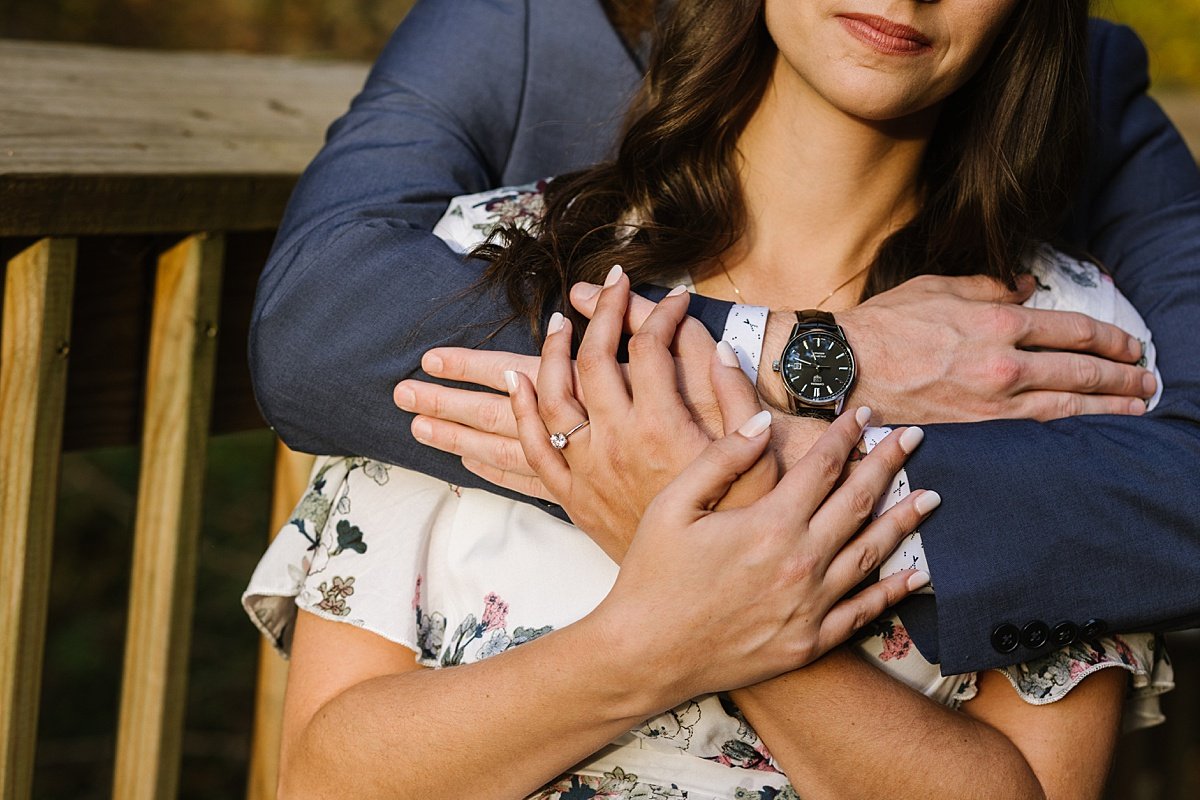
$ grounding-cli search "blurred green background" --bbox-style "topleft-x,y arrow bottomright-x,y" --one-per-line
3,0 -> 1199,798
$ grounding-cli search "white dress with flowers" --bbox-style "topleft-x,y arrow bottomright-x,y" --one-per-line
243,182 -> 1174,800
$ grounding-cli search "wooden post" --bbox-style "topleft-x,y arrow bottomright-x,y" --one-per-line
245,441 -> 314,800
112,234 -> 223,800
0,238 -> 77,800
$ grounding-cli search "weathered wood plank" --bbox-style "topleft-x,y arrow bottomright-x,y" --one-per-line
246,441 -> 314,800
112,233 -> 223,800
0,237 -> 76,800
0,40 -> 367,236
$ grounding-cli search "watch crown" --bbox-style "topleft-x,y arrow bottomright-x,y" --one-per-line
771,359 -> 781,372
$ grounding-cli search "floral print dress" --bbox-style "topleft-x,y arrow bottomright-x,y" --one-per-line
243,183 -> 1174,799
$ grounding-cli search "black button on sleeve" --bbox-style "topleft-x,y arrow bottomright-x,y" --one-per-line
1051,621 -> 1078,646
1081,618 -> 1108,638
991,623 -> 1021,654
1021,620 -> 1050,649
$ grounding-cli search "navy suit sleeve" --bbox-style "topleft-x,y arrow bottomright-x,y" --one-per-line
903,22 -> 1200,674
250,0 -> 731,493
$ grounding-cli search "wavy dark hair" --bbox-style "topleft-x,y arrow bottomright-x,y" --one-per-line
480,0 -> 1091,336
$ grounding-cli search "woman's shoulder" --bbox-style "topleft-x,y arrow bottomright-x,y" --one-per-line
432,179 -> 551,253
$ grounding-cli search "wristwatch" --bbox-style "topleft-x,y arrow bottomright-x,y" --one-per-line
771,310 -> 857,419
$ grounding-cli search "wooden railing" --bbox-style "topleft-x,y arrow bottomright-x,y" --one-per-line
0,40 -> 367,800
2,37 -> 1199,800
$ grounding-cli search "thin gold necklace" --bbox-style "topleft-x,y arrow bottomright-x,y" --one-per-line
717,262 -> 869,309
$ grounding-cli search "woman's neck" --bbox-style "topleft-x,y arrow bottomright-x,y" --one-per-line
700,59 -> 935,310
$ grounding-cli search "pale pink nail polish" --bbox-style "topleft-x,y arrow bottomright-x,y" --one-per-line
716,340 -> 740,368
914,490 -> 941,515
855,406 -> 872,427
899,426 -> 924,454
604,264 -> 623,287
737,410 -> 772,438
907,571 -> 931,591
547,311 -> 565,335
503,370 -> 519,394
666,284 -> 688,297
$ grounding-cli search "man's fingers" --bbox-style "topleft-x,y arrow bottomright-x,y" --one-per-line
410,415 -> 535,476
658,411 -> 773,514
395,381 -> 516,436
815,570 -> 919,658
1016,307 -> 1143,363
711,343 -> 764,436
461,458 -> 557,502
921,273 -> 1034,304
422,347 -> 541,390
824,489 -> 939,594
1015,391 -> 1147,421
1015,351 -> 1155,399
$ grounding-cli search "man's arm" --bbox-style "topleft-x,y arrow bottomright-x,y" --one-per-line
250,0 -> 738,477
902,21 -> 1200,674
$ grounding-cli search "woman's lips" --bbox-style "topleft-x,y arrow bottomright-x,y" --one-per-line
837,14 -> 933,55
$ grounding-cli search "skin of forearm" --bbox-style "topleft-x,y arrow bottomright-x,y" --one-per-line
729,650 -> 1046,800
280,623 -> 673,800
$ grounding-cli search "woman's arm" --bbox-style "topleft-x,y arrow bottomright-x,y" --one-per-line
731,651 -> 1124,800
278,405 -> 927,799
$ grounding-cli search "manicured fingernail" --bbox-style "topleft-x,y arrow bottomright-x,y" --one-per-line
716,340 -> 740,368
1142,371 -> 1156,396
914,490 -> 941,515
907,571 -> 931,591
738,409 -> 772,438
547,311 -> 565,335
411,417 -> 433,442
666,284 -> 688,297
503,370 -> 519,394
574,282 -> 601,300
394,383 -> 415,410
422,352 -> 443,374
855,406 -> 872,427
604,264 -> 623,287
898,426 -> 924,454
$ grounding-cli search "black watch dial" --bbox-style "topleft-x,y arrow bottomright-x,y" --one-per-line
781,332 -> 855,404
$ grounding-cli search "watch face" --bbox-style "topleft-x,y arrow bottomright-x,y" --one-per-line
781,332 -> 855,404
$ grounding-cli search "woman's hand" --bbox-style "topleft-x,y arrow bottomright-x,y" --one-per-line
503,265 -> 777,561
558,398 -> 935,701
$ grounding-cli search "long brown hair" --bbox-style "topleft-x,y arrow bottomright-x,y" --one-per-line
479,0 -> 1091,336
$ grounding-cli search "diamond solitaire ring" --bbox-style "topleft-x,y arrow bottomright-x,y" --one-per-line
550,419 -> 590,450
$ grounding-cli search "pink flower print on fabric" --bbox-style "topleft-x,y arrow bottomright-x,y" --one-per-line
412,575 -> 422,611
878,621 -> 913,662
482,592 -> 509,631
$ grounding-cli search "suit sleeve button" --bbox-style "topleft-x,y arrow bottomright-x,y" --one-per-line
1021,620 -> 1050,649
1051,621 -> 1078,646
1081,618 -> 1107,638
991,623 -> 1021,653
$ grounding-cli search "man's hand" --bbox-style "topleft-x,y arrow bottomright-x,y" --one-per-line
757,274 -> 1156,423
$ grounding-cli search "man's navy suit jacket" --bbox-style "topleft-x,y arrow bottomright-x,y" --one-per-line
250,0 -> 1200,674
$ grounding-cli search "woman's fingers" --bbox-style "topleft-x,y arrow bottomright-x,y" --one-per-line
809,425 -> 922,550
655,411 -> 773,516
823,488 -> 940,597
507,370 -> 572,497
627,287 -> 694,416
536,313 -> 590,436
569,279 -> 660,333
395,381 -> 517,437
420,348 -> 541,391
461,458 -> 557,503
814,569 -> 921,658
765,406 -> 872,520
575,266 -> 633,417
710,341 -> 764,436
